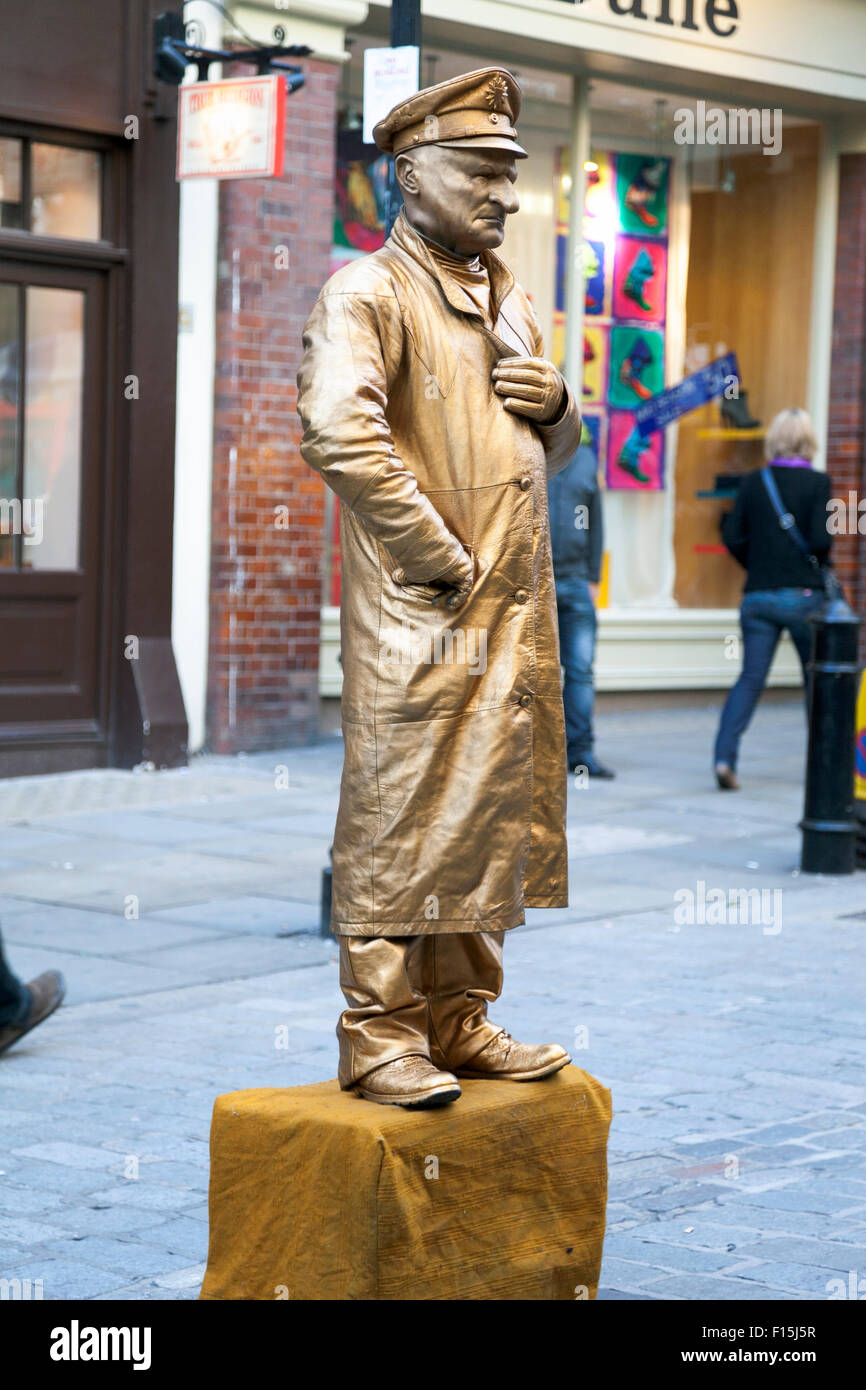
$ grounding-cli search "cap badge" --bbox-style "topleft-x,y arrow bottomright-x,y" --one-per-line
484,74 -> 510,113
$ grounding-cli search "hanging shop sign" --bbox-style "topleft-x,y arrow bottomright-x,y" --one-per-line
177,75 -> 286,180
362,45 -> 420,146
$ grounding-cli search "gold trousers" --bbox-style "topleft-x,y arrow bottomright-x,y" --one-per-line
337,932 -> 506,1088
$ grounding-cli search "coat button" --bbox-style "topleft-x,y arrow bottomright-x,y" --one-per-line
518,693 -> 533,708
519,476 -> 532,491
514,589 -> 528,604
392,568 -> 405,585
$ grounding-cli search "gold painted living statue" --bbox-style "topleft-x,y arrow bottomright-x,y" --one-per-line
297,68 -> 582,1108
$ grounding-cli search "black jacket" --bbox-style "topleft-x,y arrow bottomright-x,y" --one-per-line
721,465 -> 832,592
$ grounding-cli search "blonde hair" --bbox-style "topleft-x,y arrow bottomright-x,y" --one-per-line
764,407 -> 818,462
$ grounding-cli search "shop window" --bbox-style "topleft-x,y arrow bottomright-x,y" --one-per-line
0,137 -> 102,240
0,283 -> 84,571
31,144 -> 101,240
0,138 -> 23,229
576,81 -> 820,609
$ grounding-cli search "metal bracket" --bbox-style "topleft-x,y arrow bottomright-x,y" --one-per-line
154,11 -> 311,88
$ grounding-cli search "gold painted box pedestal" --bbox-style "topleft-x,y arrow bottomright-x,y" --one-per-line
199,1066 -> 612,1301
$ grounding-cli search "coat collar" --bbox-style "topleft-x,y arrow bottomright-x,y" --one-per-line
389,209 -> 515,326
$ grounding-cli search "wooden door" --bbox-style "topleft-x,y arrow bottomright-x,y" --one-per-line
0,259 -> 110,756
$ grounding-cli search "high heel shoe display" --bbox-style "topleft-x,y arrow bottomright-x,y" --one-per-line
721,390 -> 761,430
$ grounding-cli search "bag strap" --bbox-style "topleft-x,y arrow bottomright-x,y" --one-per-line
760,466 -> 840,598
760,466 -> 813,559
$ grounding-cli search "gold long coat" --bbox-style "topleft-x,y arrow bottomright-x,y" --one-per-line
297,211 -> 582,935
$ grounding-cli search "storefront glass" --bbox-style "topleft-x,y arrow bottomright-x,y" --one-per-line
31,144 -> 101,241
583,80 -> 820,611
0,138 -> 101,240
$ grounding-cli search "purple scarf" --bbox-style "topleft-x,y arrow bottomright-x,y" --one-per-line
770,456 -> 813,468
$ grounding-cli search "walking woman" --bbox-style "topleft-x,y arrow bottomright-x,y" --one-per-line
713,408 -> 833,790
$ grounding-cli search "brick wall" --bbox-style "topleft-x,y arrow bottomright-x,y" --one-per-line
207,58 -> 338,752
827,153 -> 866,660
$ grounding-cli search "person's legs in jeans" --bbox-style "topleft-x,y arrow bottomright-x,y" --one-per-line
556,577 -> 597,766
782,590 -> 823,714
0,928 -> 30,1027
714,593 -> 782,770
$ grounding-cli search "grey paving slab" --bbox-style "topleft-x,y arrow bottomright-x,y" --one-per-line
732,1236 -> 866,1272
135,1216 -> 209,1261
1,945 -> 191,1005
13,1142 -> 126,1172
246,812 -> 337,839
604,1233 -> 740,1273
147,894 -> 321,935
0,1257 -> 124,1299
733,1260 -> 849,1296
646,1274 -> 801,1301
116,934 -> 330,984
2,905 -> 226,957
3,851 -> 296,913
43,1234 -> 193,1278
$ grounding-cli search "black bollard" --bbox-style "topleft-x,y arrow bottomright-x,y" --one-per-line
800,591 -> 863,874
320,844 -> 333,938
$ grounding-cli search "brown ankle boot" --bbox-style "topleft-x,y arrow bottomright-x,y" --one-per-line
454,1032 -> 570,1081
356,1056 -> 461,1108
0,970 -> 66,1057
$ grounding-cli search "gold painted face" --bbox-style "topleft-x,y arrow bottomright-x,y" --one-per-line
396,145 -> 520,257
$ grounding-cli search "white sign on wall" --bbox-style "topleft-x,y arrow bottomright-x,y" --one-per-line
363,46 -> 420,146
177,75 -> 286,180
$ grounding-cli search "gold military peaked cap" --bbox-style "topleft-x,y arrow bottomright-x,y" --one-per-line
373,66 -> 527,159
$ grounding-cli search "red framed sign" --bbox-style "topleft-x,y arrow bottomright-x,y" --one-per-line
177,75 -> 286,180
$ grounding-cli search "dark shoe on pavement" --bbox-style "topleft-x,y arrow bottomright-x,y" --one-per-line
356,1055 -> 462,1108
572,755 -> 616,779
454,1032 -> 571,1082
0,970 -> 66,1057
715,763 -> 740,791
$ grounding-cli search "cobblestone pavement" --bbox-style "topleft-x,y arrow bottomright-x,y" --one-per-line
1,699 -> 864,1301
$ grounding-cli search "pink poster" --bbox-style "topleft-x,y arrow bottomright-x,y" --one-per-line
612,234 -> 667,324
606,410 -> 665,491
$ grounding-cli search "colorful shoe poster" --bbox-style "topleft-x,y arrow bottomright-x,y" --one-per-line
616,154 -> 669,237
607,411 -> 664,491
583,239 -> 608,317
609,326 -> 665,410
582,326 -> 609,404
584,150 -> 616,226
613,235 -> 667,324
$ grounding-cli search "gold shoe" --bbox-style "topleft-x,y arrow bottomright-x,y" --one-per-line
356,1055 -> 462,1108
455,1032 -> 570,1081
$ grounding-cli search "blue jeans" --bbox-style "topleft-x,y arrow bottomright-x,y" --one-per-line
556,575 -> 597,763
714,587 -> 823,770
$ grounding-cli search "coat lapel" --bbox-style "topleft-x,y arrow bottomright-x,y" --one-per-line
388,212 -> 532,387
